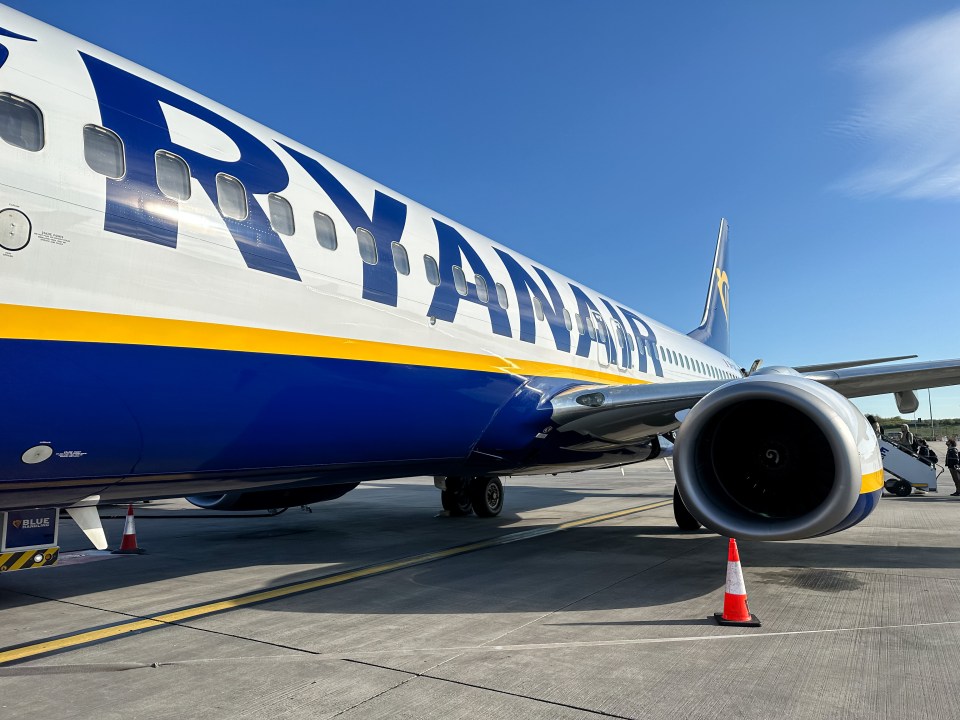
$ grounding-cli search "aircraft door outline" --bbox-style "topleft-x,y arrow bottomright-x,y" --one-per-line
612,318 -> 631,370
590,310 -> 610,367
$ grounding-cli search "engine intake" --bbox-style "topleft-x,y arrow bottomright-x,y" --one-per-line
674,374 -> 881,541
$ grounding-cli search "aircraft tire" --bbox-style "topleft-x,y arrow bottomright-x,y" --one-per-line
470,476 -> 504,517
441,486 -> 473,516
673,486 -> 702,530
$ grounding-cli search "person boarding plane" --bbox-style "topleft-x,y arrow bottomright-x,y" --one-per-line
1,6 -> 959,564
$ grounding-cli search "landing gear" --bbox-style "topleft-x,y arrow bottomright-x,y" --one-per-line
440,480 -> 473,516
470,476 -> 504,517
436,476 -> 504,517
673,486 -> 702,530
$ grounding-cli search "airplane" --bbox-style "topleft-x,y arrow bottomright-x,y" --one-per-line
2,5 -> 960,562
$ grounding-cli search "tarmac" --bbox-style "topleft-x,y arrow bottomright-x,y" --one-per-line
2,450 -> 960,720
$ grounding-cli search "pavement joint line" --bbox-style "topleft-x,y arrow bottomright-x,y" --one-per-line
16,614 -> 960,672
316,617 -> 960,657
0,498 -> 672,666
345,658 -> 636,720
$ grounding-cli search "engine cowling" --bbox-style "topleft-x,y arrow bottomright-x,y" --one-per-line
674,372 -> 883,541
186,483 -> 359,511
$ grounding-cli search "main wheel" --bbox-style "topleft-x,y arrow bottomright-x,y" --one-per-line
673,486 -> 702,530
441,489 -> 473,516
470,476 -> 504,517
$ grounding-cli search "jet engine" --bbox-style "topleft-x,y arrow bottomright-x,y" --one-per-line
673,371 -> 883,541
186,482 -> 359,511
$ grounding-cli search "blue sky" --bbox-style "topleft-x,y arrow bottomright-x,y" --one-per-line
6,1 -> 960,419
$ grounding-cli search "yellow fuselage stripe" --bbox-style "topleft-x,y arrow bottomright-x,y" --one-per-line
0,302 -> 650,387
0,499 -> 671,665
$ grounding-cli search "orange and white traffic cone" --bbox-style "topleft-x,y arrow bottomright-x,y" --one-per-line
714,538 -> 760,626
111,503 -> 146,555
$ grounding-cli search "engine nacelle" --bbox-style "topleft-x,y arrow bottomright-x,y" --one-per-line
674,375 -> 883,541
186,482 -> 359,511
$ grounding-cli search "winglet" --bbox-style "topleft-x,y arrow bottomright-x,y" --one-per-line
687,219 -> 730,356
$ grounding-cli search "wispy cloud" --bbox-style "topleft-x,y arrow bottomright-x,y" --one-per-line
835,9 -> 960,199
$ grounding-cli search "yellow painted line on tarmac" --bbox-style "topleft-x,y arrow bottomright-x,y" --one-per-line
0,499 -> 672,666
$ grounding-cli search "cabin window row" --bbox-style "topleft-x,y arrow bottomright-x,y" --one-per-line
657,345 -> 737,379
2,95 -> 511,311
4,93 -> 733,377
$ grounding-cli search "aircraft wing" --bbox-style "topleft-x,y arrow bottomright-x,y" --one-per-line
801,358 -> 960,398
550,380 -> 724,444
549,358 -> 960,444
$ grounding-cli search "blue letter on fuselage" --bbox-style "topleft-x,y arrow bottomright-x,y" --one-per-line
494,249 -> 569,352
600,299 -> 632,369
427,220 -> 511,337
80,54 -> 299,281
279,143 -> 407,306
570,285 -> 616,364
617,306 -> 663,377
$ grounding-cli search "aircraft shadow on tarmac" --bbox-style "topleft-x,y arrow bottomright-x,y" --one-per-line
1,481 -> 958,618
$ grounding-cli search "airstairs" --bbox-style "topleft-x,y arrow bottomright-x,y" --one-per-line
879,438 -> 939,496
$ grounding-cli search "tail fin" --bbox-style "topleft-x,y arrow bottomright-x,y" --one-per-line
687,219 -> 730,356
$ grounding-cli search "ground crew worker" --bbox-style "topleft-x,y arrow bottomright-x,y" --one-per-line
946,439 -> 960,496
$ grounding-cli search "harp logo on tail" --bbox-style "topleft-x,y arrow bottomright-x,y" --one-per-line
715,268 -> 730,321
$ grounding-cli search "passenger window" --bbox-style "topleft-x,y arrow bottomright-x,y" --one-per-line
586,316 -> 597,341
155,150 -> 191,200
216,173 -> 247,220
392,242 -> 410,275
496,282 -> 509,309
562,308 -> 572,332
576,313 -> 584,335
475,274 -> 488,302
357,227 -> 377,264
533,297 -> 545,321
424,255 -> 440,286
452,265 -> 468,296
314,212 -> 338,250
268,193 -> 295,236
0,93 -> 43,151
614,323 -> 625,346
83,124 -> 125,179
596,321 -> 608,343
